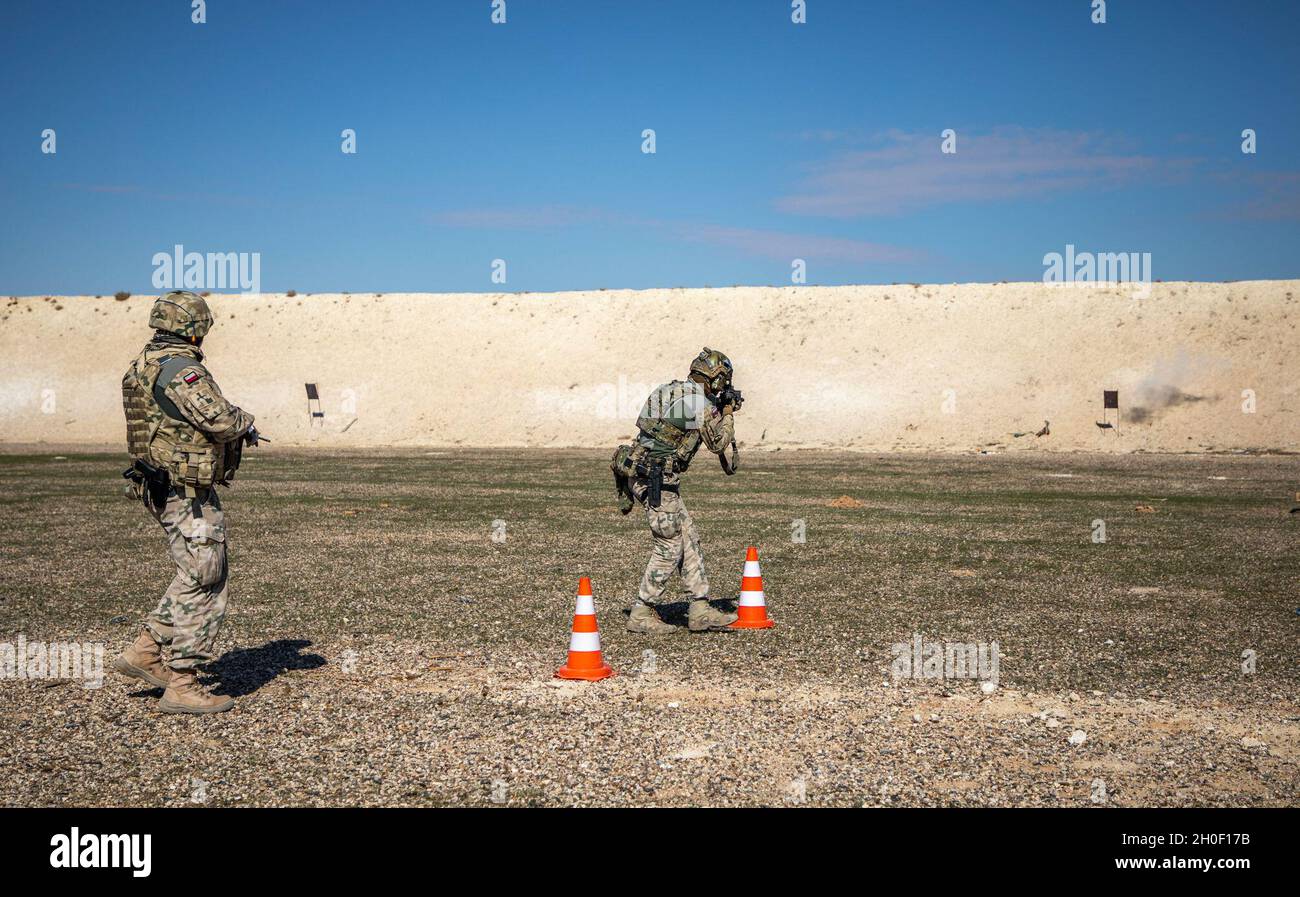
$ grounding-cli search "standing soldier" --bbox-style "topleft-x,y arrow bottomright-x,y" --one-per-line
611,348 -> 743,633
115,291 -> 265,714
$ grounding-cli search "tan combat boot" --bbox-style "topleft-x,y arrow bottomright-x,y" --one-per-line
626,601 -> 678,634
688,598 -> 738,632
158,669 -> 235,715
112,629 -> 172,689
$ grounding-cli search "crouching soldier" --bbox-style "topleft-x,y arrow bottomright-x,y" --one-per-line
611,348 -> 742,633
115,291 -> 265,714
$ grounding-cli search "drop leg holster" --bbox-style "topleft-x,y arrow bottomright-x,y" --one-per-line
645,463 -> 663,509
632,460 -> 684,510
123,459 -> 172,508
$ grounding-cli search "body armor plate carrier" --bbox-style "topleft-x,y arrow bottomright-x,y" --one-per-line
122,349 -> 240,489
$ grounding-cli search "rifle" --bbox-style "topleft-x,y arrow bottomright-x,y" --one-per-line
712,386 -> 742,475
715,386 -> 744,413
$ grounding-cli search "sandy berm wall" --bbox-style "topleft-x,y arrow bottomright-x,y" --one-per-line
1,282 -> 1296,453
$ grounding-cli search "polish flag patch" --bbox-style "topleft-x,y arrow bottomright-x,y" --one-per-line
183,371 -> 200,385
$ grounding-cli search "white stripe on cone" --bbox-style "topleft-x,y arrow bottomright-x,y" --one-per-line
574,594 -> 595,615
741,556 -> 766,606
568,630 -> 601,652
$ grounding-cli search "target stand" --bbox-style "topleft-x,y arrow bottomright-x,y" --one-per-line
1096,389 -> 1119,432
305,383 -> 324,427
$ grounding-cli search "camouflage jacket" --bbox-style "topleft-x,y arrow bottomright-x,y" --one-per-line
122,332 -> 255,486
634,380 -> 734,483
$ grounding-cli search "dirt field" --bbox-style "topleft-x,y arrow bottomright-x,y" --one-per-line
1,448 -> 1297,807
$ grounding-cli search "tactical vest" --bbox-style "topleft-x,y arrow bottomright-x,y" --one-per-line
122,346 -> 238,488
635,380 -> 707,470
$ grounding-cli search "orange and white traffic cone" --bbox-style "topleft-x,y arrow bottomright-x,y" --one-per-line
554,576 -> 615,681
729,546 -> 775,629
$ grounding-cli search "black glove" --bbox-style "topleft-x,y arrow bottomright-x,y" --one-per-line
244,426 -> 269,447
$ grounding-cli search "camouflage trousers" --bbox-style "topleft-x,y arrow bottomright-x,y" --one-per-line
142,486 -> 229,671
633,482 -> 710,603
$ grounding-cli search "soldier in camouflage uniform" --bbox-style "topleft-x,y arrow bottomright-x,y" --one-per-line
612,348 -> 742,633
113,291 -> 263,714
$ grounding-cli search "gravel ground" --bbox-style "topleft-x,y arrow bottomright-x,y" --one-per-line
1,448 -> 1296,807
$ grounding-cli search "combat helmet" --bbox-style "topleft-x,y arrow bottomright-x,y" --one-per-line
149,290 -> 214,343
689,347 -> 733,396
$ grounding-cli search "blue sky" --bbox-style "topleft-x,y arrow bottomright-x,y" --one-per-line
2,0 -> 1297,294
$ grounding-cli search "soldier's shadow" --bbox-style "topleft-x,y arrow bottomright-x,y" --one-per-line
201,639 -> 327,697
